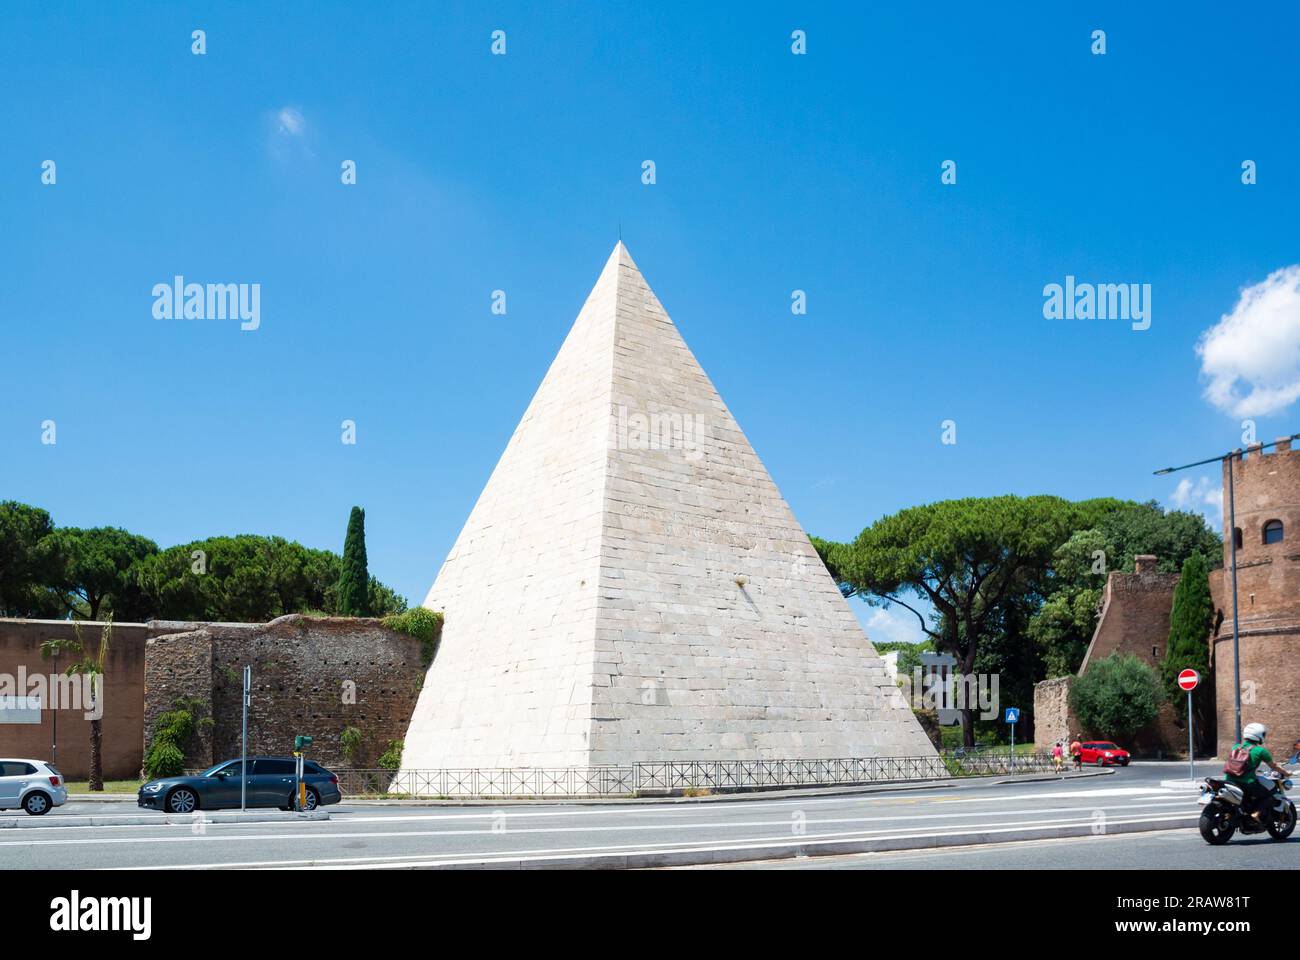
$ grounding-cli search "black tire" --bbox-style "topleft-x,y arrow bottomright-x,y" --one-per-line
23,792 -> 51,816
285,787 -> 320,811
1199,806 -> 1236,845
1096,758 -> 1105,767
165,787 -> 199,814
1268,801 -> 1297,841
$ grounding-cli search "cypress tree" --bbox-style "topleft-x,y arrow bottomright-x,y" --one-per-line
337,506 -> 370,616
1163,551 -> 1213,722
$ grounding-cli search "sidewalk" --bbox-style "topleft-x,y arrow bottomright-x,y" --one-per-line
0,809 -> 329,829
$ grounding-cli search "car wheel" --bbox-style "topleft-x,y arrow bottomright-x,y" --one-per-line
166,787 -> 199,814
1199,806 -> 1236,845
1268,802 -> 1297,841
292,787 -> 320,811
23,792 -> 51,816
1096,757 -> 1105,766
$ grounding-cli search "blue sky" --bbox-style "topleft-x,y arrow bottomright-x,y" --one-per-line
3,3 -> 1299,643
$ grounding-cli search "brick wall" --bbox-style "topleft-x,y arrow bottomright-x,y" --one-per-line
1,614 -> 427,780
1211,440 -> 1300,755
0,619 -> 152,780
1073,557 -> 1212,757
145,615 -> 425,771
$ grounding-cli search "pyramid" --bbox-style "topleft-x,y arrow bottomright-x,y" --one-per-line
398,243 -> 936,770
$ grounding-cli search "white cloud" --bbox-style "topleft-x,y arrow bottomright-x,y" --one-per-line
276,106 -> 306,136
1168,474 -> 1223,526
859,603 -> 928,646
1197,265 -> 1300,417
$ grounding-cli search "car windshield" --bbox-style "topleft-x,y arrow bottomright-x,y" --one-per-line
200,761 -> 248,777
1093,743 -> 1119,750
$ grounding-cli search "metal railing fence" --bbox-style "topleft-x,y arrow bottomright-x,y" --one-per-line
332,752 -> 1054,798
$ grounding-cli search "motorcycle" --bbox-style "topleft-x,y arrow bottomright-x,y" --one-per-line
1198,772 -> 1297,845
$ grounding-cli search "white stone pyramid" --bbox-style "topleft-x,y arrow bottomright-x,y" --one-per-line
398,243 -> 935,770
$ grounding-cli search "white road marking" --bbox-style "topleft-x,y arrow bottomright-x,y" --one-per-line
935,787 -> 1185,803
2,799 -> 1196,851
671,826 -> 1199,869
3,786 -> 1188,834
8,780 -> 1154,825
138,813 -> 1199,870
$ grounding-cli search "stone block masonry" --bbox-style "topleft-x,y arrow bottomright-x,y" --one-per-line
399,243 -> 936,771
1032,677 -> 1076,752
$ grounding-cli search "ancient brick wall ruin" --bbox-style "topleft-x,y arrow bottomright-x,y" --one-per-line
144,615 -> 425,771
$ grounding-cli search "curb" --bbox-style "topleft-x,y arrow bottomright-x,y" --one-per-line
0,810 -> 330,829
340,769 -> 1099,806
342,779 -> 960,807
992,770 -> 1114,785
1160,779 -> 1206,790
249,812 -> 1199,870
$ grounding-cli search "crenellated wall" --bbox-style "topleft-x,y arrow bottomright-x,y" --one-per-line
1211,439 -> 1300,756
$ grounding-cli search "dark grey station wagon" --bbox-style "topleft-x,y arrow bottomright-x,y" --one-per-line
137,756 -> 342,813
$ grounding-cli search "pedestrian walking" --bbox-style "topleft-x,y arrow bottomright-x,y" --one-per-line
1070,736 -> 1083,771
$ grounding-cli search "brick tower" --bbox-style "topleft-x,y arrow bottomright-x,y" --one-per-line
1211,439 -> 1300,756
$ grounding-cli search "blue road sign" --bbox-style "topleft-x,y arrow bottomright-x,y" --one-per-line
1005,707 -> 1020,724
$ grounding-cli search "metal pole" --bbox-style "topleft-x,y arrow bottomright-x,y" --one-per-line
51,653 -> 57,767
241,666 -> 250,813
1227,454 -> 1242,744
1188,688 -> 1195,783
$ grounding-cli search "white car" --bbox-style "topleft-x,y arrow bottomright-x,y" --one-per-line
0,759 -> 69,815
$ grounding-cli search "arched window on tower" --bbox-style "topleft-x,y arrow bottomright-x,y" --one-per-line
1263,519 -> 1284,544
1233,528 -> 1244,550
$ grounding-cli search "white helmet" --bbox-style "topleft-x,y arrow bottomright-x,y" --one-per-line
1243,722 -> 1267,744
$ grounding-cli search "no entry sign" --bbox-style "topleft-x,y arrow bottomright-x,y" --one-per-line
1178,668 -> 1200,692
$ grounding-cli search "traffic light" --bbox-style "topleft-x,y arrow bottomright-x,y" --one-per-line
294,735 -> 313,751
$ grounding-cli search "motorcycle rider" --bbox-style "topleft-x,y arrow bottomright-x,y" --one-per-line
1226,723 -> 1292,820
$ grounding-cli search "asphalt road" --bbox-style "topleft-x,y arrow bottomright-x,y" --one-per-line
692,826 -> 1299,870
0,762 -> 1252,870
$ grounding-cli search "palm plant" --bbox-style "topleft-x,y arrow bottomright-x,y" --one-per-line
40,615 -> 112,791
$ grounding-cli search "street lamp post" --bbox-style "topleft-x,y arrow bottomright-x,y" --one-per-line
1154,432 -> 1300,746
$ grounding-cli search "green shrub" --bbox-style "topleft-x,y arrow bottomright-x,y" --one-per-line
144,741 -> 186,778
383,607 -> 444,665
377,740 -> 404,770
1069,654 -> 1163,742
340,726 -> 363,766
143,697 -> 211,779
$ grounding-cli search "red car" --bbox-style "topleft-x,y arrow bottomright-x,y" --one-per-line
1079,741 -> 1131,766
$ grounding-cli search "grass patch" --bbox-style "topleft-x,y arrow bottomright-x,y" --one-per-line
66,780 -> 144,794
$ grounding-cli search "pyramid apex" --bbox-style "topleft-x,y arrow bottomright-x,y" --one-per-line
606,239 -> 636,269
